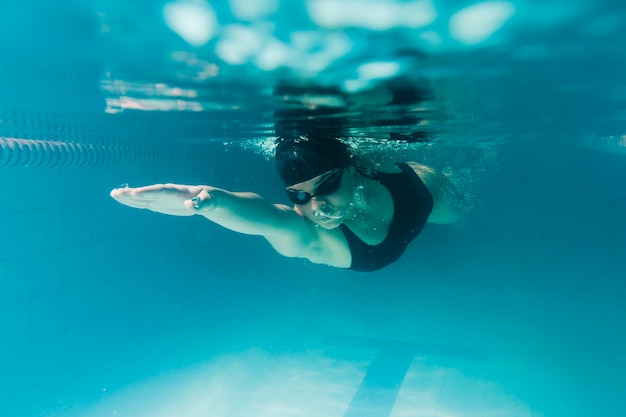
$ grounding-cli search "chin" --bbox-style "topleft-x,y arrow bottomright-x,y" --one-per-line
314,217 -> 343,229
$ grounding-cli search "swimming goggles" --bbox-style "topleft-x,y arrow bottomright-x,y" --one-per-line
286,168 -> 343,205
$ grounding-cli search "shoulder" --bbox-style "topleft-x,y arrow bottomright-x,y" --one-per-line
267,205 -> 352,268
354,154 -> 437,176
406,161 -> 435,176
403,162 -> 439,191
353,154 -> 401,174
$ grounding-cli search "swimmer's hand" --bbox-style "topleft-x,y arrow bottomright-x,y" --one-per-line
110,183 -> 217,216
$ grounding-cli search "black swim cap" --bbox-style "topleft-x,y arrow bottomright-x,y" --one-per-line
275,136 -> 352,186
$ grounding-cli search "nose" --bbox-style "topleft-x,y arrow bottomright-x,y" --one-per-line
309,195 -> 329,210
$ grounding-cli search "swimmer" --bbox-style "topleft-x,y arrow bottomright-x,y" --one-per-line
110,136 -> 461,272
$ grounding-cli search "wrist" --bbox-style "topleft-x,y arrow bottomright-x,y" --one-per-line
189,188 -> 218,212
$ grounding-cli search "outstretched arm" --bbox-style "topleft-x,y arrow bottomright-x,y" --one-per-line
110,184 -> 350,266
110,183 -> 309,238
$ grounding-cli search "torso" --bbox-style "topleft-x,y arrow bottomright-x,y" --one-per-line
335,162 -> 434,271
341,176 -> 394,245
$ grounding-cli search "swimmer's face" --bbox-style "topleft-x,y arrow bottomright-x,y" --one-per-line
286,167 -> 354,229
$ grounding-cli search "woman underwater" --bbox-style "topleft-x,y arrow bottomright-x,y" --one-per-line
110,135 -> 461,272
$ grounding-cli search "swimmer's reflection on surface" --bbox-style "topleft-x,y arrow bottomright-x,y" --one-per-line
111,82 -> 462,272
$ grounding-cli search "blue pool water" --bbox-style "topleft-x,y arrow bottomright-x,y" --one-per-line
0,0 -> 625,416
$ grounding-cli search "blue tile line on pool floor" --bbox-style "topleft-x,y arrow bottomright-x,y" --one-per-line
322,335 -> 489,417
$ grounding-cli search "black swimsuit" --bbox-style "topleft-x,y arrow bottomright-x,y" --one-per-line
339,163 -> 434,272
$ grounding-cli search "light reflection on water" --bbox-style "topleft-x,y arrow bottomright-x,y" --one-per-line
1,0 -> 623,152
92,0 -> 626,150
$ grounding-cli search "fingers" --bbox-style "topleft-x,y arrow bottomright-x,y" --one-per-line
110,184 -> 179,198
110,186 -> 131,200
110,185 -> 146,201
109,184 -> 154,207
110,183 -> 215,214
116,183 -> 200,196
